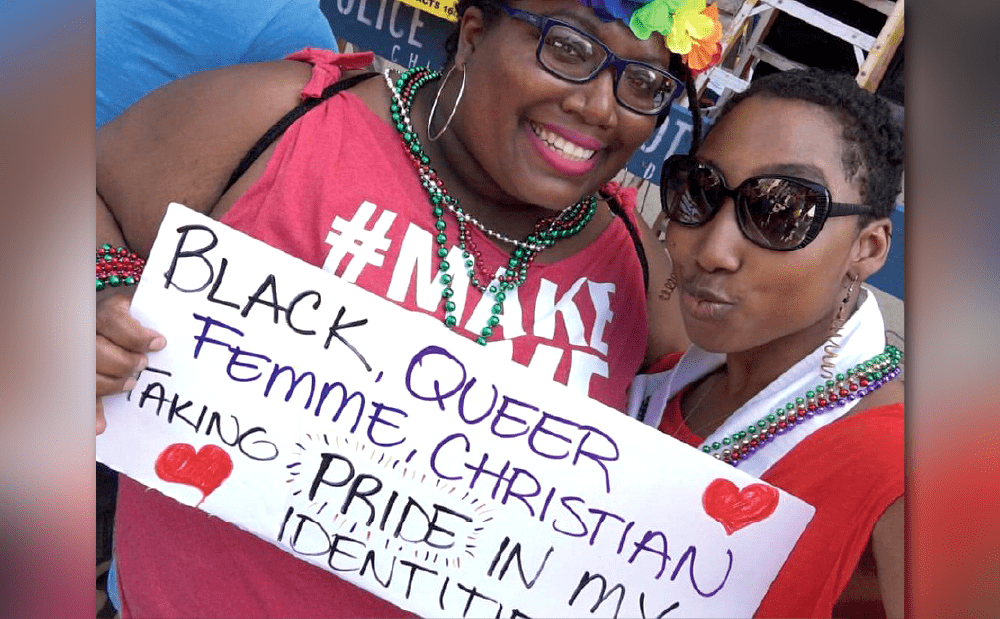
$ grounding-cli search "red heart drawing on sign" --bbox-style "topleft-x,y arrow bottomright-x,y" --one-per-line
154,443 -> 233,507
702,478 -> 780,535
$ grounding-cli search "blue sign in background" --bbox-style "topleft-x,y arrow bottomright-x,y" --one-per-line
321,2 -> 904,300
321,0 -> 448,69
624,104 -> 712,181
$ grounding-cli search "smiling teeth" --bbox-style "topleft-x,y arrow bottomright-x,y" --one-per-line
530,122 -> 596,162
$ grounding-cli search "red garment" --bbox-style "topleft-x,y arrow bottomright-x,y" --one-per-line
116,49 -> 650,618
650,353 -> 904,618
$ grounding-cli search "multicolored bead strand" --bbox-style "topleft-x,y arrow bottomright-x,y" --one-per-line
385,67 -> 597,346
96,244 -> 145,291
700,345 -> 903,466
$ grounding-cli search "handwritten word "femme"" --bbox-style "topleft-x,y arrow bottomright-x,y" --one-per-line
162,224 -> 371,370
188,313 -> 409,448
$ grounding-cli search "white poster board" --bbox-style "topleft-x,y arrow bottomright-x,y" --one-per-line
98,204 -> 814,618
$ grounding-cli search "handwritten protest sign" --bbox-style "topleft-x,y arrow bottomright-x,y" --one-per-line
98,204 -> 814,618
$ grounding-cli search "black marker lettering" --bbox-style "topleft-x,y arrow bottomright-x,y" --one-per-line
286,290 -> 322,335
638,592 -> 680,618
455,583 -> 499,619
398,559 -> 437,599
205,257 -> 241,309
325,306 -> 371,371
309,453 -> 356,501
240,274 -> 286,323
359,550 -> 395,588
163,224 -> 218,292
567,571 -> 625,617
423,504 -> 473,550
495,541 -> 553,589
340,473 -> 383,526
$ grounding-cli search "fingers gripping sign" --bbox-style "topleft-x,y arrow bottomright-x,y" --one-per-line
96,293 -> 166,434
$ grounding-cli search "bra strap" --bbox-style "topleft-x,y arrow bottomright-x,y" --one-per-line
219,71 -> 379,198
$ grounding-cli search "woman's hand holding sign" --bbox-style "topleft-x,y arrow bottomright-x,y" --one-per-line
96,292 -> 166,434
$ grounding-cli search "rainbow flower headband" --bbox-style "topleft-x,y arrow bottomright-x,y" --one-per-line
579,0 -> 723,73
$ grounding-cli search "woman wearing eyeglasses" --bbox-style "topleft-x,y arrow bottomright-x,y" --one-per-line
628,69 -> 904,617
97,1 -> 721,616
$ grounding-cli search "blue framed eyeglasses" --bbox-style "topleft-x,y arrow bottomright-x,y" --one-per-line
498,3 -> 683,115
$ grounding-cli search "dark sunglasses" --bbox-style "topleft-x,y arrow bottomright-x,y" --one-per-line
498,3 -> 683,115
660,154 -> 877,251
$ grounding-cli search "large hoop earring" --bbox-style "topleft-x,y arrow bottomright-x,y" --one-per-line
428,64 -> 466,142
820,273 -> 859,379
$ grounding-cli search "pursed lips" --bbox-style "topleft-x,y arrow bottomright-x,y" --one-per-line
680,280 -> 736,320
684,283 -> 734,305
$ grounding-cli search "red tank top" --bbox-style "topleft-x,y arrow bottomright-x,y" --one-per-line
116,49 -> 650,618
647,353 -> 904,618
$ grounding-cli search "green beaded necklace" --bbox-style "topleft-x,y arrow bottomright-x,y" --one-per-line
385,67 -> 597,346
701,344 -> 903,466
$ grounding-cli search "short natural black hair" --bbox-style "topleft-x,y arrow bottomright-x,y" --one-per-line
441,0 -> 701,135
718,69 -> 904,222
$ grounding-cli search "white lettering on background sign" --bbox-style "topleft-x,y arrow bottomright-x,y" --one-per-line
98,204 -> 815,618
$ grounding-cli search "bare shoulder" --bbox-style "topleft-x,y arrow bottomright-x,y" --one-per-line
638,215 -> 690,364
97,60 -> 314,253
100,59 -> 313,158
345,69 -> 393,124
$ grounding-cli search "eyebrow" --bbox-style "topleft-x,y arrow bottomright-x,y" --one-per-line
546,8 -> 670,69
547,8 -> 604,34
750,163 -> 829,185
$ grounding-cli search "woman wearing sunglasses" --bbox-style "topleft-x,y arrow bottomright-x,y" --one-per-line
629,69 -> 904,617
96,1 -> 722,616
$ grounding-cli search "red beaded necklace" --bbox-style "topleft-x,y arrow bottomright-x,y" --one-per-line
385,67 -> 597,345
